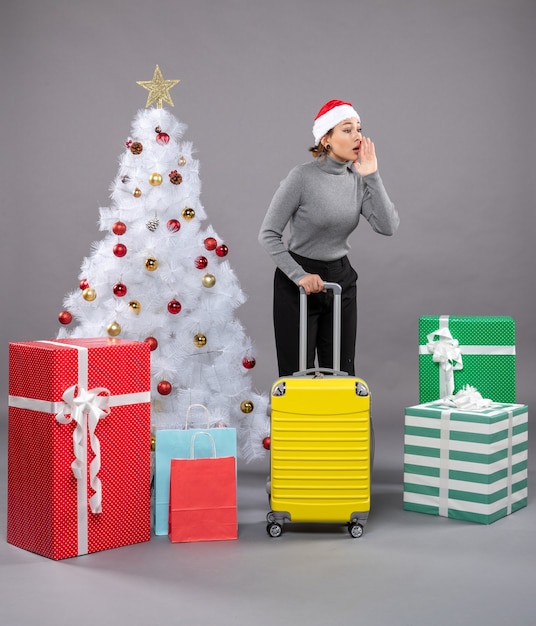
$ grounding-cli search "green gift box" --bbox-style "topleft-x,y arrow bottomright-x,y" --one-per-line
419,316 -> 516,403
403,401 -> 528,524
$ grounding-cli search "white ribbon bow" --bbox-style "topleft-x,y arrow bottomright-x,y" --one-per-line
441,384 -> 492,411
55,385 -> 111,514
426,327 -> 463,397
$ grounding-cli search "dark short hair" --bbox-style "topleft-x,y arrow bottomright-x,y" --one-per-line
308,128 -> 334,158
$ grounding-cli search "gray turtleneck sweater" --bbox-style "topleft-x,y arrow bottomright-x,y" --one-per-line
258,155 -> 400,284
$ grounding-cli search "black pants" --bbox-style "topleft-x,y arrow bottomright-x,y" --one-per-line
273,252 -> 358,376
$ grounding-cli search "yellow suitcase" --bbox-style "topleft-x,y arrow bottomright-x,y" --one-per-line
267,283 -> 371,538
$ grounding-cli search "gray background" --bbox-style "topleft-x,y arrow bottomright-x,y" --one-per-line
1,0 -> 535,420
1,1 -> 535,625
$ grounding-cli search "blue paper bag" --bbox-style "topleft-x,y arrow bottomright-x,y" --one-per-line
154,405 -> 237,535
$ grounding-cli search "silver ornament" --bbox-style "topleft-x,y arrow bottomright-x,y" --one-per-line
146,217 -> 160,232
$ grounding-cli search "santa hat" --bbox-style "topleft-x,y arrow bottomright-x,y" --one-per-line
312,99 -> 360,145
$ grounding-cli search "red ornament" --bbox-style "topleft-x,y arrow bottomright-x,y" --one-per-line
167,299 -> 182,314
262,437 -> 271,450
194,255 -> 208,269
112,221 -> 127,236
242,356 -> 256,369
144,336 -> 158,351
79,278 -> 89,290
167,219 -> 181,233
113,243 -> 127,257
215,244 -> 229,257
113,282 -> 127,297
204,237 -> 217,251
156,132 -> 170,145
157,380 -> 172,395
58,310 -> 72,325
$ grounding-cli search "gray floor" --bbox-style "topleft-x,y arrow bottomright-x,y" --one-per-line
1,417 -> 534,626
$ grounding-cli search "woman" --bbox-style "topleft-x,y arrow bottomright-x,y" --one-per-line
259,99 -> 399,376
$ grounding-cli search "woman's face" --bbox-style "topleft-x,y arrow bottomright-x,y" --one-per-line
322,118 -> 362,162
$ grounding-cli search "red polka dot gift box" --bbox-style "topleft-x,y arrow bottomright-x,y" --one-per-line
7,338 -> 151,560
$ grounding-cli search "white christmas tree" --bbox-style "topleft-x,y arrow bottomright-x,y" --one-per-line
57,65 -> 269,461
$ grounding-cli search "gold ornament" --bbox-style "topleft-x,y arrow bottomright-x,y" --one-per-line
136,64 -> 180,109
145,257 -> 159,271
149,172 -> 163,186
182,207 -> 195,220
107,321 -> 121,337
150,434 -> 156,452
128,300 -> 141,313
82,288 -> 96,302
133,187 -> 142,198
152,398 -> 164,413
193,333 -> 207,347
240,400 -> 254,414
178,155 -> 187,166
201,273 -> 216,288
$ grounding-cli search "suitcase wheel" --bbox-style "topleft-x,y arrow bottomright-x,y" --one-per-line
348,523 -> 364,539
267,522 -> 283,538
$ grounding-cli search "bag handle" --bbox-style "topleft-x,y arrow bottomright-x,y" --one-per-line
299,282 -> 342,372
189,431 -> 217,459
293,367 -> 348,377
185,403 -> 211,430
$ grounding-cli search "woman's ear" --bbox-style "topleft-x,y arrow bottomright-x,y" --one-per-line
320,131 -> 332,150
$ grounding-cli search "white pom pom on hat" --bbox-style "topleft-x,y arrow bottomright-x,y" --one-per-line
312,99 -> 360,145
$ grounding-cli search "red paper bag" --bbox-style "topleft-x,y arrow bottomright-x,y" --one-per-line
168,432 -> 237,543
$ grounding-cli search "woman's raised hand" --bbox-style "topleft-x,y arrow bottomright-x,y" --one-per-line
353,136 -> 378,177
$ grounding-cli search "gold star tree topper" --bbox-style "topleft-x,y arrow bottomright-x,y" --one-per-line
136,65 -> 180,108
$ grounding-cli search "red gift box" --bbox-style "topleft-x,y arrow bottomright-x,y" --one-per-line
7,338 -> 151,560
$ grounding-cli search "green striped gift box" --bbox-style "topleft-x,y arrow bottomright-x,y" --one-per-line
419,316 -> 516,403
403,401 -> 528,524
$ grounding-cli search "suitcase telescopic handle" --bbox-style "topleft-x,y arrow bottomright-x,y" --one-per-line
298,282 -> 342,372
